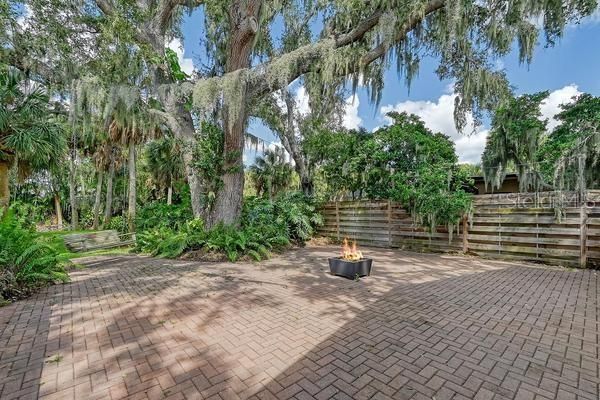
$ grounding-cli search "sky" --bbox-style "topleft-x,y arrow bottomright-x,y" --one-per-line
171,9 -> 600,165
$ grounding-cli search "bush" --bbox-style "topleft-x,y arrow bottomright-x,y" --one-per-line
8,201 -> 47,230
135,227 -> 187,258
203,223 -> 288,262
106,215 -> 127,233
79,209 -> 94,229
243,192 -> 323,244
134,192 -> 321,261
0,213 -> 70,302
135,218 -> 205,258
136,202 -> 193,231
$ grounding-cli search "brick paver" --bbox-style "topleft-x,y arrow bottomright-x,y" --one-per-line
0,247 -> 598,399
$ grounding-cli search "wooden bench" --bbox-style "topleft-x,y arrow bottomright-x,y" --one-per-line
63,230 -> 136,252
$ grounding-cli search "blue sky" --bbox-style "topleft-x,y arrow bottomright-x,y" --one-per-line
171,10 -> 600,164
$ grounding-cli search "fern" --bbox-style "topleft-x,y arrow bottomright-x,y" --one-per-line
247,250 -> 262,261
256,245 -> 270,259
226,250 -> 238,262
0,213 -> 70,300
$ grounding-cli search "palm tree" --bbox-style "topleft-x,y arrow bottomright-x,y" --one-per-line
108,104 -> 160,232
90,141 -> 112,229
249,148 -> 293,200
0,68 -> 65,210
102,145 -> 121,228
145,136 -> 184,205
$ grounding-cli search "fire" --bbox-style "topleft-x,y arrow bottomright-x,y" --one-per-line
341,238 -> 363,261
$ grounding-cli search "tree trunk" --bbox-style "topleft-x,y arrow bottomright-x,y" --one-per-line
207,0 -> 261,227
69,148 -> 79,230
279,89 -> 314,197
54,193 -> 64,229
0,160 -> 10,212
127,144 -> 136,232
92,169 -> 104,230
209,118 -> 246,226
153,68 -> 203,218
138,6 -> 204,218
181,144 -> 202,217
167,185 -> 173,205
103,153 -> 115,227
301,175 -> 314,197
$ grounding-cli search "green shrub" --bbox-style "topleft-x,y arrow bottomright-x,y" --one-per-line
135,227 -> 188,258
243,192 -> 323,244
0,213 -> 70,302
203,224 -> 286,262
134,192 -> 320,261
79,209 -> 94,229
136,202 -> 193,231
107,215 -> 127,233
8,201 -> 47,230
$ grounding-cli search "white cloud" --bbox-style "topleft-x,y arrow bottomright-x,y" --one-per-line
539,84 -> 581,130
380,93 -> 486,164
454,130 -> 490,165
342,95 -> 362,130
377,84 -> 584,164
295,86 -> 310,116
167,38 -> 194,75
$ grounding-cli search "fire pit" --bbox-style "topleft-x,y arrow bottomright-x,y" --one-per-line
328,239 -> 373,279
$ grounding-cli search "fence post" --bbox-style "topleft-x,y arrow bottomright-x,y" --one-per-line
387,200 -> 392,247
580,205 -> 588,268
462,216 -> 468,253
335,201 -> 340,241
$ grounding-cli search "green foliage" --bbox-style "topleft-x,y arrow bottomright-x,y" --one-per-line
8,201 -> 47,230
390,164 -> 472,233
537,94 -> 600,191
202,224 -> 266,262
0,212 -> 70,302
0,68 -> 66,169
482,92 -> 600,193
135,202 -> 193,232
134,192 -> 321,261
193,122 -> 224,209
482,92 -> 549,192
144,136 -> 185,194
304,127 -> 370,197
78,209 -> 94,229
457,163 -> 482,177
249,148 -> 293,199
135,227 -> 188,258
165,48 -> 190,81
106,215 -> 127,233
307,112 -> 472,232
243,192 -> 323,244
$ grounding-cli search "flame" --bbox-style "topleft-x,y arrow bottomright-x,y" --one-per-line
341,238 -> 363,261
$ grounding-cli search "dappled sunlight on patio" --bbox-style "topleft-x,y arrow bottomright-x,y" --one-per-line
1,247 -> 596,399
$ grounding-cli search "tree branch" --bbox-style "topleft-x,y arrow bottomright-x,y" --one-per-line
334,9 -> 384,48
94,0 -> 115,16
157,0 -> 205,33
360,0 -> 444,66
246,0 -> 444,98
148,109 -> 181,134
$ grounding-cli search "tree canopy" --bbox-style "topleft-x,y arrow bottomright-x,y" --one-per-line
2,0 -> 598,225
482,92 -> 600,194
307,112 -> 472,232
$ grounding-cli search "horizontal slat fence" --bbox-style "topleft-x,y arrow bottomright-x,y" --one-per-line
318,191 -> 600,267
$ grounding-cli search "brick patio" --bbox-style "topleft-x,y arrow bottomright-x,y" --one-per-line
0,247 -> 598,399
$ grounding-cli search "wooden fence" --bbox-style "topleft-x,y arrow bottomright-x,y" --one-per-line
318,191 -> 600,267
